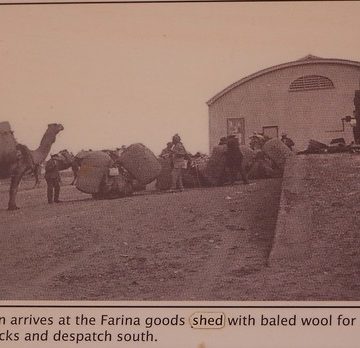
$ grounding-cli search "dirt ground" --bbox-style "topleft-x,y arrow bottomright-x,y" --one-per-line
1,153 -> 360,301
0,174 -> 281,301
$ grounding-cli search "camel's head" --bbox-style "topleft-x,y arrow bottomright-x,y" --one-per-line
58,149 -> 75,163
48,123 -> 64,134
59,149 -> 70,156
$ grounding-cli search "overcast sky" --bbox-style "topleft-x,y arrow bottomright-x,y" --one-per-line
1,1 -> 360,155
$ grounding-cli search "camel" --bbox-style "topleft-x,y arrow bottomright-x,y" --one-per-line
31,149 -> 80,187
51,149 -> 80,185
1,123 -> 64,210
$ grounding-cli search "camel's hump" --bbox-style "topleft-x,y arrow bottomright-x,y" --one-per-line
0,121 -> 12,132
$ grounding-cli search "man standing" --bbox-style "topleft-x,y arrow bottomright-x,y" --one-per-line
159,142 -> 173,160
170,134 -> 188,192
45,155 -> 61,204
225,135 -> 249,185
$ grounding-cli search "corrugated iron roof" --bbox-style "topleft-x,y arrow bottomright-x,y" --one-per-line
207,55 -> 360,106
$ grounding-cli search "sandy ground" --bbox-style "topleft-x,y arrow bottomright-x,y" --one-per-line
1,153 -> 360,301
0,175 -> 280,301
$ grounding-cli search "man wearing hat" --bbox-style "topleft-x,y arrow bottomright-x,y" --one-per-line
45,154 -> 61,204
169,134 -> 188,192
159,141 -> 174,160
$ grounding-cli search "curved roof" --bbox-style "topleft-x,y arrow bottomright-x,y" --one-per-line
207,55 -> 360,106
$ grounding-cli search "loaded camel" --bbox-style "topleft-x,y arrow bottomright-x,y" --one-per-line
1,123 -> 64,210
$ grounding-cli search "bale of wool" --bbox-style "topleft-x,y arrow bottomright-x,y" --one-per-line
0,122 -> 17,167
155,157 -> 172,190
203,144 -> 227,186
119,143 -> 161,185
262,138 -> 293,170
239,145 -> 256,171
75,151 -> 113,194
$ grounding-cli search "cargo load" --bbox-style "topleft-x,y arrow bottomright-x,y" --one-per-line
262,138 -> 293,170
247,150 -> 278,179
0,122 -> 17,173
75,150 -> 91,160
203,144 -> 227,186
75,151 -> 113,194
119,143 -> 161,185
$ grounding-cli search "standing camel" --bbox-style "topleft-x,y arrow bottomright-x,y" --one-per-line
3,123 -> 64,210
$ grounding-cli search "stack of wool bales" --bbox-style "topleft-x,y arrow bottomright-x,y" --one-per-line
262,138 -> 293,171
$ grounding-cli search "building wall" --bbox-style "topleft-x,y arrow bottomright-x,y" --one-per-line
208,62 -> 360,151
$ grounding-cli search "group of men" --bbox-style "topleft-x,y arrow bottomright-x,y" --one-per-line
160,132 -> 250,191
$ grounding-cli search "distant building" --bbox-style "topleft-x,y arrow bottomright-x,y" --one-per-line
207,55 -> 360,151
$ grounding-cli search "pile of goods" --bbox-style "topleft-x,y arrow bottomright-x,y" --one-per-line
299,138 -> 360,154
76,143 -> 161,199
262,138 -> 293,171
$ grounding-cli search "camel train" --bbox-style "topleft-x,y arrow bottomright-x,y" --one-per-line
0,121 -> 293,211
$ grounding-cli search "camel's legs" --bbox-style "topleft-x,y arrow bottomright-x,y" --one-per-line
70,164 -> 79,185
8,170 -> 25,210
33,165 -> 41,188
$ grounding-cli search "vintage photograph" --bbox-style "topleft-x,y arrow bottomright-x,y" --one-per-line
1,1 -> 360,301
